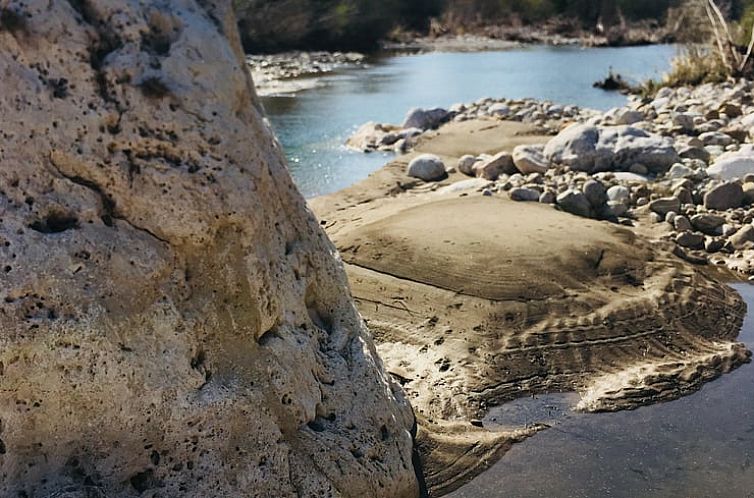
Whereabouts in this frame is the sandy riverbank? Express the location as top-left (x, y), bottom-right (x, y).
top-left (246, 51), bottom-right (365, 96)
top-left (309, 116), bottom-right (751, 495)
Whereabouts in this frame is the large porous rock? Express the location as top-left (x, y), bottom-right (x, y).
top-left (474, 151), bottom-right (515, 180)
top-left (730, 225), bottom-right (754, 250)
top-left (402, 107), bottom-right (450, 131)
top-left (649, 197), bottom-right (682, 216)
top-left (346, 121), bottom-right (398, 152)
top-left (544, 124), bottom-right (600, 172)
top-left (704, 182), bottom-right (744, 211)
top-left (512, 144), bottom-right (548, 174)
top-left (544, 124), bottom-right (678, 173)
top-left (708, 144), bottom-right (754, 180)
top-left (557, 189), bottom-right (593, 218)
top-left (0, 2), bottom-right (418, 497)
top-left (408, 154), bottom-right (447, 181)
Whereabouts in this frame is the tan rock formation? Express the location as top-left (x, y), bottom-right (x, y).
top-left (0, 1), bottom-right (418, 497)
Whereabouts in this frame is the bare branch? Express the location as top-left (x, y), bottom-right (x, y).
top-left (740, 21), bottom-right (754, 73)
top-left (704, 0), bottom-right (731, 70)
top-left (708, 0), bottom-right (734, 44)
top-left (707, 0), bottom-right (741, 68)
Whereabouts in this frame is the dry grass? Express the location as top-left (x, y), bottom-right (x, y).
top-left (637, 0), bottom-right (749, 97)
top-left (664, 45), bottom-right (730, 86)
top-left (636, 46), bottom-right (730, 98)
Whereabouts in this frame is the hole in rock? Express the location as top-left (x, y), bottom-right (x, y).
top-left (257, 324), bottom-right (282, 346)
top-left (307, 418), bottom-right (326, 433)
top-left (380, 425), bottom-right (389, 441)
top-left (139, 77), bottom-right (170, 99)
top-left (0, 8), bottom-right (26, 33)
top-left (190, 350), bottom-right (212, 383)
top-left (141, 28), bottom-right (173, 56)
top-left (29, 211), bottom-right (79, 234)
top-left (190, 350), bottom-right (206, 371)
top-left (305, 286), bottom-right (332, 334)
top-left (50, 78), bottom-right (69, 99)
top-left (129, 469), bottom-right (160, 493)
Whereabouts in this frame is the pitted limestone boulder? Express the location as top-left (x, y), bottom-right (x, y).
top-left (0, 1), bottom-right (418, 497)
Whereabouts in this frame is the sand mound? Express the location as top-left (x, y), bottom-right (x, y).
top-left (339, 195), bottom-right (748, 416)
top-left (319, 191), bottom-right (749, 495)
top-left (337, 196), bottom-right (650, 301)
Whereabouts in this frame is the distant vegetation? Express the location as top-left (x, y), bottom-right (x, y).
top-left (233, 0), bottom-right (754, 53)
top-left (635, 0), bottom-right (754, 94)
top-left (232, 0), bottom-right (439, 52)
top-left (439, 0), bottom-right (680, 24)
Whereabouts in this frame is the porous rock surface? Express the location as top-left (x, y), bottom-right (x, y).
top-left (0, 1), bottom-right (418, 497)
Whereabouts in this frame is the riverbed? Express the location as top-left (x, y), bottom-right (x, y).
top-left (260, 44), bottom-right (677, 197)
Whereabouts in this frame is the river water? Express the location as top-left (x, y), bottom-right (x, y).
top-left (449, 283), bottom-right (754, 498)
top-left (260, 44), bottom-right (677, 198)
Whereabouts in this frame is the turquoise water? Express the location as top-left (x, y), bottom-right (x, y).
top-left (450, 284), bottom-right (754, 498)
top-left (260, 44), bottom-right (677, 197)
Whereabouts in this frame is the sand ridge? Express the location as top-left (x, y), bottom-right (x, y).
top-left (339, 195), bottom-right (747, 418)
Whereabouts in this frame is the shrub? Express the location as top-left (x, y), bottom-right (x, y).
top-left (664, 45), bottom-right (730, 86)
top-left (234, 0), bottom-right (441, 52)
top-left (639, 1), bottom-right (753, 95)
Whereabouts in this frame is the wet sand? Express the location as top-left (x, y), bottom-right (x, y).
top-left (450, 284), bottom-right (754, 498)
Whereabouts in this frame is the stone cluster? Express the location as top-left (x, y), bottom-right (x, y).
top-left (395, 79), bottom-right (754, 279)
top-left (247, 50), bottom-right (365, 83)
top-left (346, 98), bottom-right (600, 153)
